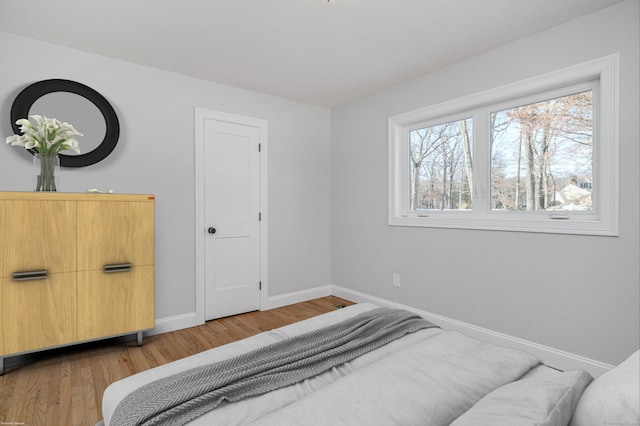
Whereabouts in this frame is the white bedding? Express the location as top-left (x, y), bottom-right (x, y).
top-left (101, 304), bottom-right (587, 426)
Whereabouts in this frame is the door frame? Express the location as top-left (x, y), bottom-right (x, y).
top-left (194, 107), bottom-right (268, 324)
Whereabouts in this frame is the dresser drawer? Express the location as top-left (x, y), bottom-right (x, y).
top-left (76, 200), bottom-right (154, 272)
top-left (77, 265), bottom-right (155, 341)
top-left (0, 272), bottom-right (77, 355)
top-left (0, 200), bottom-right (76, 278)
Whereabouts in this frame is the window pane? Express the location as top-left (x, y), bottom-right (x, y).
top-left (490, 91), bottom-right (593, 211)
top-left (409, 118), bottom-right (473, 210)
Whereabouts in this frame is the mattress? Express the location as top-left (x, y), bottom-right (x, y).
top-left (101, 303), bottom-right (592, 426)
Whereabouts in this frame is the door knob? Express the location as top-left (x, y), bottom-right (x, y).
top-left (208, 227), bottom-right (216, 234)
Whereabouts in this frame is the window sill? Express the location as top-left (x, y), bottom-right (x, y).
top-left (389, 213), bottom-right (618, 236)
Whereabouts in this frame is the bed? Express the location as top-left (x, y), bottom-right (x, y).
top-left (99, 303), bottom-right (640, 426)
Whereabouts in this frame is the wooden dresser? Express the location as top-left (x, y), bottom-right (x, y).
top-left (0, 192), bottom-right (155, 374)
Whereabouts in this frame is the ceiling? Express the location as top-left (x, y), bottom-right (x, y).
top-left (0, 0), bottom-right (625, 107)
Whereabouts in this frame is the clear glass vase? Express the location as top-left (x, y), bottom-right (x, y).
top-left (33, 153), bottom-right (60, 191)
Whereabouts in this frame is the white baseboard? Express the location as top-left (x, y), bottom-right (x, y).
top-left (148, 286), bottom-right (334, 337)
top-left (331, 285), bottom-right (613, 377)
top-left (149, 312), bottom-right (200, 336)
top-left (264, 285), bottom-right (333, 310)
top-left (148, 284), bottom-right (613, 377)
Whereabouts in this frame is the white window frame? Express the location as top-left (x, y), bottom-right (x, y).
top-left (388, 54), bottom-right (619, 236)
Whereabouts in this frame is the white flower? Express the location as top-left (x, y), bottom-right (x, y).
top-left (6, 134), bottom-right (22, 147)
top-left (5, 115), bottom-right (83, 155)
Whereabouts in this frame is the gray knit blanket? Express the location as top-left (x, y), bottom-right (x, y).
top-left (110, 307), bottom-right (437, 426)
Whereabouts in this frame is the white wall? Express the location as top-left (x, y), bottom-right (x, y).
top-left (331, 0), bottom-right (639, 366)
top-left (0, 31), bottom-right (332, 322)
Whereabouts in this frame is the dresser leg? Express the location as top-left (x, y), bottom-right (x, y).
top-left (0, 357), bottom-right (4, 376)
top-left (137, 331), bottom-right (143, 347)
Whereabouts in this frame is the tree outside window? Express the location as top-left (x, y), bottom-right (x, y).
top-left (490, 91), bottom-right (593, 212)
top-left (409, 118), bottom-right (473, 211)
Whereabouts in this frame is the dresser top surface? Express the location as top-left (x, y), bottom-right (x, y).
top-left (0, 191), bottom-right (154, 202)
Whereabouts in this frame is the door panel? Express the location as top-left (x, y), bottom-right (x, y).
top-left (215, 132), bottom-right (251, 221)
top-left (215, 237), bottom-right (252, 290)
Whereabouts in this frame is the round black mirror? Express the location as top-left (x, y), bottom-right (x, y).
top-left (10, 79), bottom-right (119, 167)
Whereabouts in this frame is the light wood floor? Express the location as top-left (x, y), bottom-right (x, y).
top-left (0, 296), bottom-right (354, 426)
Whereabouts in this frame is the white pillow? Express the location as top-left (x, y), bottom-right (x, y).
top-left (570, 349), bottom-right (640, 426)
top-left (451, 369), bottom-right (593, 426)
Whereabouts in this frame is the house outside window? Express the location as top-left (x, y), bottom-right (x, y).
top-left (388, 55), bottom-right (618, 236)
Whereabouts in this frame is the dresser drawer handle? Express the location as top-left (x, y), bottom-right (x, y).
top-left (12, 270), bottom-right (48, 281)
top-left (104, 263), bottom-right (132, 273)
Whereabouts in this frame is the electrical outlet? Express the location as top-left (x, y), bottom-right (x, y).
top-left (392, 273), bottom-right (401, 287)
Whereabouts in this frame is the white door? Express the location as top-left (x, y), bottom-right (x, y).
top-left (204, 117), bottom-right (261, 320)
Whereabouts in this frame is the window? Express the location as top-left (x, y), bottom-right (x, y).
top-left (409, 118), bottom-right (473, 211)
top-left (389, 55), bottom-right (618, 235)
top-left (490, 89), bottom-right (593, 212)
